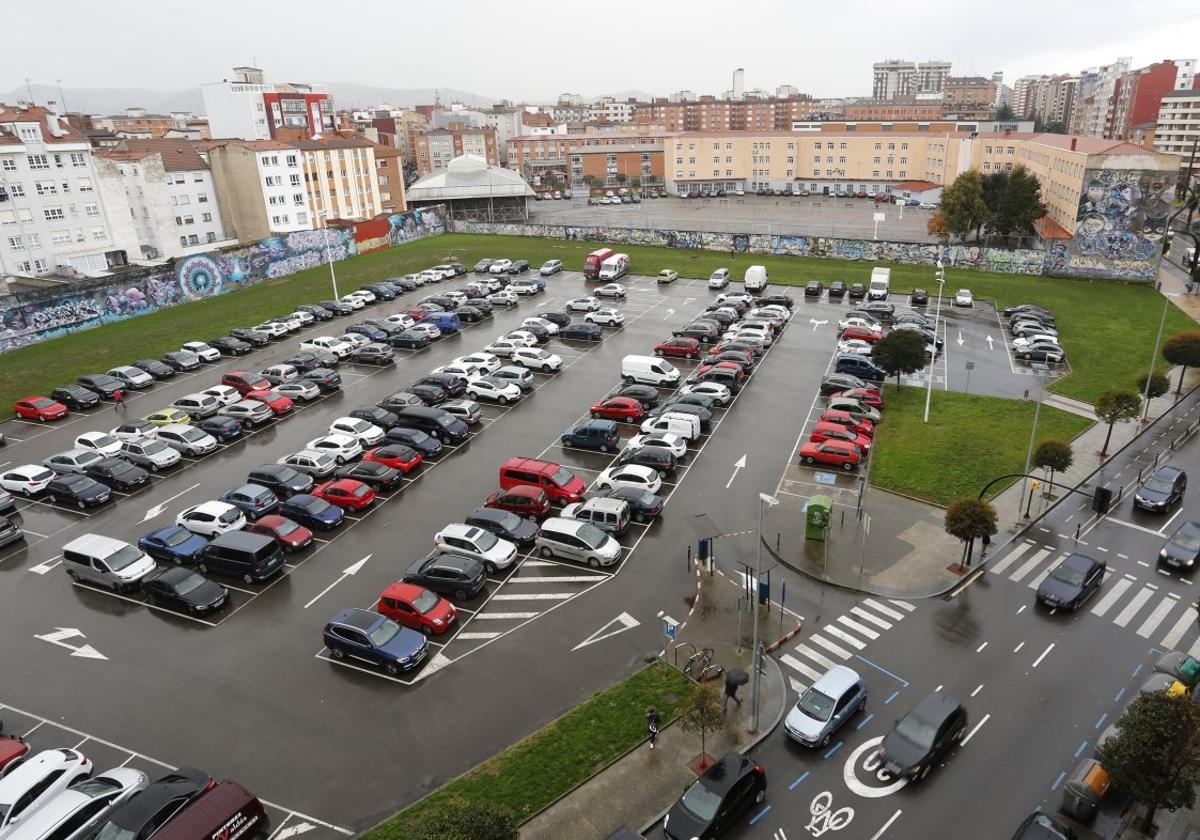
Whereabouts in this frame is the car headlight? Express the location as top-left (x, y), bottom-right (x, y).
top-left (432, 618), bottom-right (444, 626)
top-left (1161, 549), bottom-right (1169, 559)
top-left (910, 764), bottom-right (922, 775)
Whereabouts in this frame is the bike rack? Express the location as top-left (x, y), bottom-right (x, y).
top-left (673, 642), bottom-right (697, 668)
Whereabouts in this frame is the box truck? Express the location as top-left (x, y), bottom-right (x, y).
top-left (583, 248), bottom-right (615, 279)
top-left (598, 253), bottom-right (630, 281)
top-left (867, 267), bottom-right (891, 300)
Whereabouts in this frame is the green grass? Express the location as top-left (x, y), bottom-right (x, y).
top-left (868, 384), bottom-right (1095, 506)
top-left (359, 664), bottom-right (692, 840)
top-left (0, 232), bottom-right (1193, 410)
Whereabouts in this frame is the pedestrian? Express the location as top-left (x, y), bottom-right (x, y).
top-left (722, 675), bottom-right (742, 715)
top-left (645, 706), bottom-right (661, 750)
top-left (1194, 601), bottom-right (1200, 628)
top-left (729, 245), bottom-right (735, 260)
top-left (981, 533), bottom-right (991, 558)
top-left (113, 388), bottom-right (125, 413)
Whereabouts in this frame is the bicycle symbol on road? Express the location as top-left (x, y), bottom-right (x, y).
top-left (805, 791), bottom-right (854, 836)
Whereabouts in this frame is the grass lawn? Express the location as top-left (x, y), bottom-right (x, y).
top-left (0, 232), bottom-right (1193, 410)
top-left (359, 664), bottom-right (692, 840)
top-left (869, 384), bottom-right (1095, 506)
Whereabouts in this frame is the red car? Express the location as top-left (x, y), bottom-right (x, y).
top-left (13, 396), bottom-right (68, 422)
top-left (485, 485), bottom-right (551, 519)
top-left (312, 479), bottom-right (376, 510)
top-left (377, 581), bottom-right (457, 635)
top-left (798, 440), bottom-right (861, 470)
top-left (820, 409), bottom-right (875, 437)
top-left (248, 514), bottom-right (314, 553)
top-left (840, 325), bottom-right (883, 343)
top-left (695, 361), bottom-right (746, 384)
top-left (591, 396), bottom-right (645, 421)
top-left (810, 421), bottom-right (872, 453)
top-left (364, 445), bottom-right (423, 474)
top-left (406, 308), bottom-right (429, 322)
top-left (0, 726), bottom-right (30, 776)
top-left (832, 387), bottom-right (885, 409)
top-left (245, 389), bottom-right (294, 415)
top-left (654, 337), bottom-right (702, 359)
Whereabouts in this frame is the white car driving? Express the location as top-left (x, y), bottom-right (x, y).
top-left (954, 289), bottom-right (974, 307)
top-left (512, 347), bottom-right (563, 372)
top-left (596, 283), bottom-right (626, 298)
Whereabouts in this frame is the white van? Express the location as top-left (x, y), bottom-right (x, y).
top-left (62, 534), bottom-right (157, 592)
top-left (867, 266), bottom-right (891, 300)
top-left (639, 412), bottom-right (701, 441)
top-left (599, 253), bottom-right (630, 281)
top-left (621, 355), bottom-right (680, 386)
top-left (536, 517), bottom-right (623, 567)
top-left (744, 265), bottom-right (769, 292)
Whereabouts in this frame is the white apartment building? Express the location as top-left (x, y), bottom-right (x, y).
top-left (1154, 89), bottom-right (1200, 184)
top-left (589, 98), bottom-right (635, 123)
top-left (0, 104), bottom-right (120, 278)
top-left (201, 67), bottom-right (272, 140)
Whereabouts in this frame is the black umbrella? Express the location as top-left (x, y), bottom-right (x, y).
top-left (726, 667), bottom-right (749, 687)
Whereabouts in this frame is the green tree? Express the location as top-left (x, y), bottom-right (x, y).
top-left (995, 102), bottom-right (1016, 121)
top-left (1136, 371), bottom-right (1170, 401)
top-left (944, 497), bottom-right (997, 567)
top-left (939, 170), bottom-right (989, 242)
top-left (871, 330), bottom-right (927, 386)
top-left (1103, 692), bottom-right (1200, 832)
top-left (614, 172), bottom-right (628, 185)
top-left (981, 171), bottom-right (1008, 219)
top-left (411, 798), bottom-right (519, 840)
top-left (927, 210), bottom-right (951, 245)
top-left (1163, 331), bottom-right (1200, 394)
top-left (985, 165), bottom-right (1047, 238)
top-left (679, 681), bottom-right (723, 762)
top-left (1034, 439), bottom-right (1073, 492)
top-left (1093, 388), bottom-right (1143, 456)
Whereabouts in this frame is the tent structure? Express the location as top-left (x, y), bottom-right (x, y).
top-left (405, 154), bottom-right (535, 222)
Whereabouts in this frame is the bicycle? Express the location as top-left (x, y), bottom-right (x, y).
top-left (683, 647), bottom-right (724, 682)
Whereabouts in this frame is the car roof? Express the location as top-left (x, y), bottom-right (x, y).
top-left (1152, 465), bottom-right (1185, 481)
top-left (698, 751), bottom-right (755, 793)
top-left (1062, 552), bottom-right (1100, 571)
top-left (907, 691), bottom-right (963, 726)
top-left (107, 768), bottom-right (210, 829)
top-left (331, 607), bottom-right (385, 632)
top-left (811, 665), bottom-right (862, 696)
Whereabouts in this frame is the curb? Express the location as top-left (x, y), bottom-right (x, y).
top-left (764, 620), bottom-right (805, 654)
top-left (760, 534), bottom-right (957, 600)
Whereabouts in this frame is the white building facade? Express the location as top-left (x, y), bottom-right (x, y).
top-left (201, 67), bottom-right (272, 140)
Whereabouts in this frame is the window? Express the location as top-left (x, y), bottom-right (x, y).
top-left (202, 212), bottom-right (212, 222)
top-left (175, 216), bottom-right (183, 226)
top-left (169, 195), bottom-right (178, 206)
top-left (51, 230), bottom-right (71, 245)
top-left (1, 158), bottom-right (16, 171)
top-left (206, 231), bottom-right (217, 243)
top-left (35, 180), bottom-right (57, 195)
top-left (187, 234), bottom-right (199, 245)
top-left (176, 195), bottom-right (189, 205)
top-left (839, 156), bottom-right (846, 163)
top-left (179, 235), bottom-right (187, 247)
top-left (27, 154), bottom-right (49, 170)
top-left (44, 207), bottom-right (65, 221)
top-left (8, 235), bottom-right (24, 251)
top-left (33, 258), bottom-right (47, 273)
top-left (874, 143), bottom-right (881, 150)
top-left (293, 193), bottom-right (304, 205)
top-left (265, 175), bottom-right (282, 187)
top-left (70, 153), bottom-right (86, 167)
top-left (183, 215), bottom-right (194, 225)
top-left (8, 184), bottom-right (23, 197)
top-left (91, 227), bottom-right (106, 241)
top-left (23, 232), bottom-right (39, 246)
top-left (901, 143), bottom-right (909, 150)
top-left (197, 193), bottom-right (208, 203)
top-left (77, 178), bottom-right (92, 192)
top-left (290, 174), bottom-right (301, 186)
top-left (84, 203), bottom-right (100, 217)
top-left (0, 210), bottom-right (12, 225)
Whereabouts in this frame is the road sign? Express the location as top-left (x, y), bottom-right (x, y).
top-left (873, 212), bottom-right (886, 222)
top-left (965, 360), bottom-right (975, 370)
top-left (661, 614), bottom-right (679, 640)
top-left (813, 471), bottom-right (838, 485)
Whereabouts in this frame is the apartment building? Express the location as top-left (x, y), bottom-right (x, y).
top-left (942, 77), bottom-right (998, 114)
top-left (507, 132), bottom-right (671, 188)
top-left (370, 142), bottom-right (406, 214)
top-left (204, 139), bottom-right (312, 241)
top-left (843, 99), bottom-right (945, 121)
top-left (1153, 89), bottom-right (1200, 185)
top-left (201, 67), bottom-right (334, 141)
top-left (413, 124), bottom-right (498, 175)
top-left (291, 135), bottom-right (382, 223)
top-left (1072, 59), bottom-right (1132, 136)
top-left (872, 60), bottom-right (952, 99)
top-left (1109, 60), bottom-right (1198, 141)
top-left (0, 104), bottom-right (122, 278)
top-left (633, 96), bottom-right (815, 132)
top-left (107, 108), bottom-right (177, 139)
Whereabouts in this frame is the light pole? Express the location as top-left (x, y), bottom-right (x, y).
top-left (1141, 292), bottom-right (1179, 421)
top-left (831, 168), bottom-right (844, 236)
top-left (1019, 371), bottom-right (1046, 519)
top-left (750, 491), bottom-right (780, 732)
top-left (320, 215), bottom-right (340, 300)
top-left (923, 262), bottom-right (946, 423)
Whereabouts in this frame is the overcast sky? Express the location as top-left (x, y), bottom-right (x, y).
top-left (6, 0), bottom-right (1200, 103)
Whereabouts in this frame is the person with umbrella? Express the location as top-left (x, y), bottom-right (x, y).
top-left (645, 706), bottom-right (661, 750)
top-left (724, 667), bottom-right (748, 714)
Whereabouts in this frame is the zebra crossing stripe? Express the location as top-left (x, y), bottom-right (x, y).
top-left (1113, 587), bottom-right (1155, 628)
top-left (809, 634), bottom-right (852, 660)
top-left (888, 599), bottom-right (916, 611)
top-left (850, 606), bottom-right (892, 630)
top-left (861, 598), bottom-right (905, 621)
top-left (781, 653), bottom-right (823, 682)
top-left (475, 612), bottom-right (539, 619)
top-left (796, 644), bottom-right (836, 671)
top-left (1027, 562), bottom-right (1057, 591)
top-left (789, 677), bottom-right (808, 696)
top-left (1091, 578), bottom-right (1133, 618)
top-left (507, 576), bottom-right (603, 583)
top-left (1009, 548), bottom-right (1053, 583)
top-left (490, 593), bottom-right (573, 601)
top-left (1137, 597), bottom-right (1177, 639)
top-left (823, 624), bottom-right (866, 649)
top-left (837, 615), bottom-right (880, 640)
top-left (989, 541), bottom-right (1034, 576)
top-left (1160, 609), bottom-right (1195, 650)
top-left (455, 632), bottom-right (501, 640)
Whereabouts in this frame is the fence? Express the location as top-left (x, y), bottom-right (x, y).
top-left (0, 206), bottom-right (447, 354)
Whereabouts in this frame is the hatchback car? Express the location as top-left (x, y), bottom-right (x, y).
top-left (798, 440), bottom-right (861, 470)
top-left (595, 464), bottom-right (662, 494)
top-left (43, 448), bottom-right (104, 476)
top-left (377, 582), bottom-right (458, 635)
top-left (278, 493), bottom-right (344, 531)
top-left (0, 749), bottom-right (94, 836)
top-left (13, 396), bottom-right (70, 422)
top-left (176, 501), bottom-right (247, 537)
top-left (1135, 465), bottom-right (1187, 512)
top-left (312, 479), bottom-right (376, 511)
top-left (323, 607), bottom-right (428, 675)
top-left (591, 397), bottom-right (645, 422)
top-left (138, 525), bottom-right (209, 565)
top-left (785, 665), bottom-right (867, 747)
top-left (1036, 552), bottom-right (1105, 610)
top-left (220, 484), bottom-right (280, 521)
top-left (878, 691), bottom-right (968, 781)
top-left (247, 514), bottom-right (314, 553)
top-left (486, 486), bottom-right (551, 519)
top-left (306, 434), bottom-right (363, 464)
top-left (404, 551), bottom-right (487, 600)
top-left (435, 523), bottom-right (519, 573)
top-left (663, 751), bottom-right (765, 840)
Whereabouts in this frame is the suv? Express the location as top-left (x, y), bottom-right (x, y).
top-left (323, 607), bottom-right (428, 675)
top-left (1135, 465), bottom-right (1187, 512)
top-left (561, 419), bottom-right (620, 452)
top-left (879, 691), bottom-right (968, 781)
top-left (707, 268), bottom-right (731, 290)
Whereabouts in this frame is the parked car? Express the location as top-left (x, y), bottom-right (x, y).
top-left (323, 607), bottom-right (427, 675)
top-left (376, 582), bottom-right (458, 636)
top-left (663, 751), bottom-right (766, 839)
top-left (404, 551), bottom-right (487, 600)
top-left (49, 385), bottom-right (100, 411)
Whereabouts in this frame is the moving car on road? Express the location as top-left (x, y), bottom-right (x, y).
top-left (878, 691), bottom-right (968, 782)
top-left (1035, 552), bottom-right (1105, 610)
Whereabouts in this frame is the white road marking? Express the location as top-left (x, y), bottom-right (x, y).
top-left (1008, 547), bottom-right (1053, 583)
top-left (1027, 565), bottom-right (1056, 591)
top-left (1136, 597), bottom-right (1177, 639)
top-left (507, 575), bottom-right (604, 583)
top-left (795, 644), bottom-right (837, 671)
top-left (961, 713), bottom-right (991, 745)
top-left (1032, 643), bottom-right (1055, 668)
top-left (489, 592), bottom-right (572, 601)
top-left (781, 653), bottom-right (823, 682)
top-left (837, 615), bottom-right (880, 639)
top-left (1160, 609), bottom-right (1195, 649)
top-left (887, 598), bottom-right (916, 611)
top-left (850, 606), bottom-right (892, 630)
top-left (1113, 587), bottom-right (1155, 627)
top-left (455, 632), bottom-right (502, 640)
top-left (1091, 578), bottom-right (1133, 617)
top-left (823, 624), bottom-right (866, 649)
top-left (810, 634), bottom-right (852, 660)
top-left (869, 810), bottom-right (903, 840)
top-left (861, 598), bottom-right (904, 621)
top-left (473, 611), bottom-right (539, 619)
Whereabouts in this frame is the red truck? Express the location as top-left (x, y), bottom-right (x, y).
top-left (583, 248), bottom-right (615, 279)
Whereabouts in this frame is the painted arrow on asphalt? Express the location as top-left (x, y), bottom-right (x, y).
top-left (140, 482), bottom-right (201, 522)
top-left (957, 330), bottom-right (965, 347)
top-left (572, 612), bottom-right (640, 651)
top-left (726, 454), bottom-right (748, 488)
top-left (810, 318), bottom-right (828, 330)
top-left (303, 555), bottom-right (372, 609)
top-left (275, 824), bottom-right (315, 840)
top-left (662, 307), bottom-right (676, 319)
top-left (34, 627), bottom-right (107, 660)
top-left (683, 297), bottom-right (696, 305)
top-left (986, 335), bottom-right (995, 350)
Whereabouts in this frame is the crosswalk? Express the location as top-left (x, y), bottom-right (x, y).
top-left (991, 540), bottom-right (1200, 657)
top-left (780, 597), bottom-right (916, 693)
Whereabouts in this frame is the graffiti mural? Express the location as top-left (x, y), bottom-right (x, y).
top-left (387, 207), bottom-right (446, 246)
top-left (1067, 168), bottom-right (1172, 280)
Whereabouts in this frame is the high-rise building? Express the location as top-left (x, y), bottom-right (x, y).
top-left (1153, 88), bottom-right (1200, 189)
top-left (633, 95), bottom-right (814, 132)
top-left (1012, 74), bottom-right (1080, 127)
top-left (873, 60), bottom-right (951, 99)
top-left (201, 67), bottom-right (334, 141)
top-left (1109, 60), bottom-right (1198, 141)
top-left (1071, 58), bottom-right (1131, 136)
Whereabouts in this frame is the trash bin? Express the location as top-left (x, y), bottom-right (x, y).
top-left (804, 495), bottom-right (833, 541)
top-left (1061, 758), bottom-right (1110, 822)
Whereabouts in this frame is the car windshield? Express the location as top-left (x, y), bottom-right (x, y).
top-left (680, 778), bottom-right (723, 822)
top-left (218, 509), bottom-right (242, 524)
top-left (369, 619), bottom-right (399, 647)
top-left (894, 712), bottom-right (938, 749)
top-left (175, 574), bottom-right (206, 596)
top-left (182, 429), bottom-right (206, 442)
top-left (143, 441), bottom-right (168, 455)
top-left (63, 475), bottom-right (90, 490)
top-left (1171, 523), bottom-right (1200, 550)
top-left (164, 529), bottom-right (191, 547)
top-left (578, 523), bottom-right (608, 548)
top-left (1144, 477), bottom-right (1175, 494)
top-left (107, 545), bottom-right (145, 571)
top-left (412, 589), bottom-right (441, 614)
top-left (1050, 564), bottom-right (1086, 587)
top-left (798, 687), bottom-right (836, 721)
top-left (474, 530), bottom-right (499, 551)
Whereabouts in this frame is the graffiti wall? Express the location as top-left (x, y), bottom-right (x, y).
top-left (448, 217), bottom-right (1158, 280)
top-left (1065, 168), bottom-right (1174, 280)
top-left (0, 206), bottom-right (446, 353)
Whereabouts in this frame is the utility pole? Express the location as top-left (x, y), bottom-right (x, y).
top-left (1019, 373), bottom-right (1045, 519)
top-left (750, 492), bottom-right (779, 732)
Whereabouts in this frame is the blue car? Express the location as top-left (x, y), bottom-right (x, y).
top-left (431, 313), bottom-right (461, 334)
top-left (346, 323), bottom-right (388, 342)
top-left (139, 525), bottom-right (209, 565)
top-left (279, 493), bottom-right (345, 530)
top-left (383, 427), bottom-right (444, 457)
top-left (220, 483), bottom-right (281, 521)
top-left (323, 607), bottom-right (428, 675)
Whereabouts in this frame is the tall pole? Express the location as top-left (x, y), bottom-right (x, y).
top-left (1142, 294), bottom-right (1171, 421)
top-left (750, 493), bottom-right (778, 732)
top-left (321, 218), bottom-right (339, 299)
top-left (923, 264), bottom-right (946, 423)
top-left (1019, 374), bottom-right (1045, 519)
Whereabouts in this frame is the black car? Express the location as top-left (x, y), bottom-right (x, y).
top-left (673, 324), bottom-right (719, 344)
top-left (521, 323), bottom-right (551, 344)
top-left (698, 309), bottom-right (737, 328)
top-left (1036, 552), bottom-right (1105, 610)
top-left (716, 339), bottom-right (765, 358)
top-left (614, 384), bottom-right (660, 407)
top-left (593, 486), bottom-right (664, 522)
top-left (363, 319), bottom-right (402, 336)
top-left (84, 458), bottom-right (149, 491)
top-left (93, 768), bottom-right (213, 840)
top-left (350, 405), bottom-right (399, 429)
top-left (910, 288), bottom-right (929, 306)
top-left (195, 415), bottom-right (244, 443)
top-left (423, 295), bottom-right (458, 311)
top-left (364, 283), bottom-right (397, 301)
top-left (848, 282), bottom-right (866, 300)
top-left (828, 281), bottom-right (847, 299)
top-left (879, 691), bottom-right (968, 781)
top-left (456, 306), bottom-right (485, 323)
top-left (303, 367), bottom-right (342, 393)
top-left (804, 280), bottom-right (824, 298)
top-left (335, 461), bottom-right (403, 491)
top-left (409, 383), bottom-right (448, 405)
top-left (664, 751), bottom-right (766, 840)
top-left (248, 464), bottom-right (315, 497)
top-left (161, 351), bottom-right (201, 371)
top-left (616, 446), bottom-right (677, 474)
top-left (378, 391), bottom-right (424, 412)
top-left (352, 343), bottom-right (395, 366)
top-left (820, 373), bottom-right (868, 395)
top-left (543, 312), bottom-right (571, 328)
top-left (404, 551), bottom-right (487, 600)
top-left (391, 329), bottom-right (432, 349)
top-left (143, 567), bottom-right (228, 616)
top-left (415, 373), bottom-right (466, 398)
top-left (208, 336), bottom-right (251, 355)
top-left (756, 294), bottom-right (794, 309)
top-left (46, 474), bottom-right (111, 509)
top-left (297, 304), bottom-right (334, 321)
top-left (130, 358), bottom-right (176, 380)
top-left (508, 259), bottom-right (530, 274)
top-left (1160, 520), bottom-right (1200, 570)
top-left (1135, 465), bottom-right (1187, 512)
top-left (389, 278), bottom-right (418, 292)
top-left (284, 352), bottom-right (324, 373)
top-left (383, 427), bottom-right (443, 457)
top-left (50, 384), bottom-right (102, 410)
top-left (77, 373), bottom-right (124, 398)
top-left (319, 299), bottom-right (355, 316)
top-left (1004, 303), bottom-right (1055, 323)
top-left (467, 298), bottom-right (494, 314)
top-left (862, 301), bottom-right (896, 321)
top-left (345, 323), bottom-right (388, 342)
top-left (1011, 812), bottom-right (1075, 840)
top-left (228, 327), bottom-right (271, 346)
top-left (464, 506), bottom-right (538, 546)
top-left (447, 263), bottom-right (467, 276)
top-left (560, 323), bottom-right (603, 341)
top-left (708, 350), bottom-right (755, 371)
top-left (474, 258), bottom-right (496, 273)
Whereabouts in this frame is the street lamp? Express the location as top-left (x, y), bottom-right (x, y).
top-left (320, 215), bottom-right (340, 300)
top-left (923, 261), bottom-right (946, 423)
top-left (750, 491), bottom-right (779, 732)
top-left (1019, 371), bottom-right (1047, 519)
top-left (1141, 291), bottom-right (1180, 421)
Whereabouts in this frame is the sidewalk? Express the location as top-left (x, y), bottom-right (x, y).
top-left (520, 567), bottom-right (788, 840)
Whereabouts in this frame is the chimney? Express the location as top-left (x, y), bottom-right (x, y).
top-left (1070, 137), bottom-right (1077, 151)
top-left (45, 112), bottom-right (66, 138)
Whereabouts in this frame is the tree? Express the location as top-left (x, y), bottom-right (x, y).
top-left (1136, 371), bottom-right (1171, 401)
top-left (927, 210), bottom-right (952, 245)
top-left (1102, 692), bottom-right (1200, 832)
top-left (995, 102), bottom-right (1016, 121)
top-left (984, 166), bottom-right (1047, 239)
top-left (411, 798), bottom-right (519, 840)
top-left (939, 170), bottom-right (989, 242)
top-left (679, 681), bottom-right (723, 763)
top-left (871, 330), bottom-right (927, 386)
top-left (614, 172), bottom-right (627, 185)
top-left (944, 497), bottom-right (997, 567)
top-left (1093, 388), bottom-right (1143, 456)
top-left (1034, 439), bottom-right (1073, 492)
top-left (1163, 331), bottom-right (1200, 394)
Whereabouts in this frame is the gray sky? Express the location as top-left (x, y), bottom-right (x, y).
top-left (6, 0), bottom-right (1200, 103)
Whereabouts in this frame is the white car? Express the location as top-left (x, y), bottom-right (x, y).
top-left (595, 464), bottom-right (663, 494)
top-left (107, 365), bottom-right (154, 389)
top-left (567, 297), bottom-right (601, 312)
top-left (435, 523), bottom-right (519, 573)
top-left (0, 749), bottom-right (94, 836)
top-left (919, 202), bottom-right (938, 210)
top-left (746, 308), bottom-right (787, 326)
top-left (348, 289), bottom-right (377, 305)
top-left (220, 399), bottom-right (273, 426)
top-left (756, 304), bottom-right (791, 321)
top-left (625, 432), bottom-right (687, 459)
top-left (201, 385), bottom-right (242, 407)
top-left (110, 420), bottom-right (158, 442)
top-left (596, 283), bottom-right (626, 298)
top-left (716, 292), bottom-right (754, 307)
top-left (430, 264), bottom-right (458, 279)
top-left (837, 316), bottom-right (882, 333)
top-left (445, 291), bottom-right (469, 306)
top-left (467, 377), bottom-right (522, 405)
top-left (512, 347), bottom-right (563, 372)
top-left (836, 338), bottom-right (874, 356)
top-left (410, 323), bottom-right (442, 340)
top-left (432, 362), bottom-right (483, 382)
top-left (278, 449), bottom-right (338, 477)
top-left (338, 294), bottom-right (367, 310)
top-left (74, 431), bottom-right (124, 457)
top-left (455, 352), bottom-right (501, 373)
top-left (180, 341), bottom-right (220, 362)
top-left (274, 379), bottom-right (322, 401)
top-left (329, 417), bottom-right (384, 447)
top-left (679, 382), bottom-right (732, 405)
top-left (338, 332), bottom-right (370, 348)
top-left (1012, 334), bottom-right (1061, 350)
top-left (306, 433), bottom-right (363, 463)
top-left (385, 313), bottom-right (416, 329)
top-left (725, 327), bottom-right (773, 346)
top-left (176, 501), bottom-right (247, 537)
top-left (489, 289), bottom-right (519, 307)
top-left (254, 321), bottom-right (289, 339)
top-left (511, 279), bottom-right (540, 296)
top-left (503, 330), bottom-right (539, 346)
top-left (488, 259), bottom-right (514, 274)
top-left (954, 289), bottom-right (974, 307)
top-left (277, 314), bottom-right (305, 332)
top-left (0, 464), bottom-right (56, 496)
top-left (522, 317), bottom-right (560, 335)
top-left (585, 308), bottom-right (625, 326)
top-left (291, 310), bottom-right (315, 326)
top-left (301, 336), bottom-right (355, 358)
top-left (418, 270), bottom-right (443, 284)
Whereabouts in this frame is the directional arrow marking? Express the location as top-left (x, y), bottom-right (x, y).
top-left (275, 823), bottom-right (315, 840)
top-left (662, 307), bottom-right (676, 319)
top-left (572, 612), bottom-right (640, 651)
top-left (957, 330), bottom-right (964, 347)
top-left (986, 335), bottom-right (995, 350)
top-left (303, 554), bottom-right (372, 609)
top-left (29, 557), bottom-right (62, 575)
top-left (683, 297), bottom-right (696, 305)
top-left (141, 482), bottom-right (201, 522)
top-left (726, 454), bottom-right (748, 488)
top-left (35, 627), bottom-right (107, 660)
top-left (810, 318), bottom-right (829, 331)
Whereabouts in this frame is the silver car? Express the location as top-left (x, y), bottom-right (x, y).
top-left (156, 424), bottom-right (217, 456)
top-left (220, 399), bottom-right (273, 426)
top-left (119, 439), bottom-right (181, 471)
top-left (274, 380), bottom-right (321, 401)
top-left (0, 749), bottom-right (93, 837)
top-left (784, 665), bottom-right (868, 748)
top-left (41, 449), bottom-right (104, 475)
top-left (62, 535), bottom-right (157, 592)
top-left (7, 768), bottom-right (148, 840)
top-left (171, 393), bottom-right (220, 419)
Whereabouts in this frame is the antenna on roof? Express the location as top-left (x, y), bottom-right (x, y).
top-left (56, 78), bottom-right (68, 114)
top-left (25, 77), bottom-right (35, 104)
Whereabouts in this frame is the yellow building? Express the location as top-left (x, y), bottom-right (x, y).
top-left (290, 136), bottom-right (383, 223)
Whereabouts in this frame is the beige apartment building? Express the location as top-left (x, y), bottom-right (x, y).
top-left (291, 135), bottom-right (383, 223)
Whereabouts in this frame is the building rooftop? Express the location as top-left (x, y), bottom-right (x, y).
top-left (0, 104), bottom-right (89, 145)
top-left (1163, 89), bottom-right (1200, 99)
top-left (113, 138), bottom-right (209, 171)
top-left (407, 154), bottom-right (535, 200)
